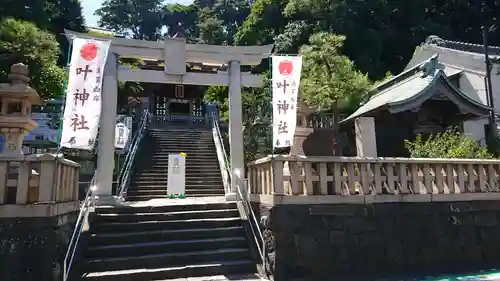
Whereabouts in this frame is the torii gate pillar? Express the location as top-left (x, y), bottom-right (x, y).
top-left (227, 60), bottom-right (243, 200)
top-left (95, 54), bottom-right (118, 199)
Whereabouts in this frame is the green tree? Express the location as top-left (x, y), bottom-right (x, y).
top-left (96, 0), bottom-right (164, 40)
top-left (404, 128), bottom-right (493, 159)
top-left (197, 7), bottom-right (224, 44)
top-left (163, 4), bottom-right (199, 38)
top-left (213, 0), bottom-right (250, 45)
top-left (204, 73), bottom-right (272, 161)
top-left (299, 32), bottom-right (371, 155)
top-left (0, 0), bottom-right (86, 65)
top-left (0, 18), bottom-right (65, 99)
top-left (235, 0), bottom-right (288, 46)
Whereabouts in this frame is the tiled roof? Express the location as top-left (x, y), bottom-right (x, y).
top-left (342, 56), bottom-right (490, 122)
top-left (424, 35), bottom-right (500, 56)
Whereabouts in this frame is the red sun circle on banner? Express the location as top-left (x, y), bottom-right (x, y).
top-left (278, 60), bottom-right (293, 75)
top-left (80, 43), bottom-right (98, 61)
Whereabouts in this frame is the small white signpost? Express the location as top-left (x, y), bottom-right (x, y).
top-left (167, 153), bottom-right (186, 198)
top-left (114, 122), bottom-right (130, 150)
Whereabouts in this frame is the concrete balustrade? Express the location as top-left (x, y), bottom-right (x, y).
top-left (247, 155), bottom-right (500, 204)
top-left (0, 153), bottom-right (80, 217)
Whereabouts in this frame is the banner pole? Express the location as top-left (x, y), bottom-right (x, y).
top-left (269, 56), bottom-right (273, 154)
top-left (57, 39), bottom-right (74, 148)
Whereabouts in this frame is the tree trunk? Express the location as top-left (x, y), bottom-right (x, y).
top-left (332, 101), bottom-right (341, 156)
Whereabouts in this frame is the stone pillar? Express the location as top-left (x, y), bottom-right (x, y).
top-left (95, 54), bottom-right (118, 199)
top-left (291, 127), bottom-right (313, 156)
top-left (355, 117), bottom-right (377, 157)
top-left (463, 118), bottom-right (488, 146)
top-left (228, 60), bottom-right (243, 200)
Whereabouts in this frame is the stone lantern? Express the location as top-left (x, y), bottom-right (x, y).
top-left (0, 63), bottom-right (41, 159)
top-left (291, 99), bottom-right (316, 156)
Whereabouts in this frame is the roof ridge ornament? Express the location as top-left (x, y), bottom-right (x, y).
top-left (420, 56), bottom-right (438, 77)
top-left (425, 35), bottom-right (445, 45)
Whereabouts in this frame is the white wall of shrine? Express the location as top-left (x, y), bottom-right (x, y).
top-left (410, 45), bottom-right (500, 144)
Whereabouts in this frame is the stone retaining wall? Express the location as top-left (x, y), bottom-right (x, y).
top-left (258, 200), bottom-right (500, 280)
top-left (0, 211), bottom-right (78, 281)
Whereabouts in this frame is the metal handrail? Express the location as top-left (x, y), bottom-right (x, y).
top-left (211, 117), bottom-right (267, 275)
top-left (117, 109), bottom-right (150, 199)
top-left (212, 117), bottom-right (231, 193)
top-left (63, 172), bottom-right (97, 281)
top-left (117, 110), bottom-right (148, 185)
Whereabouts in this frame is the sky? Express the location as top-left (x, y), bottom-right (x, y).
top-left (82, 0), bottom-right (195, 27)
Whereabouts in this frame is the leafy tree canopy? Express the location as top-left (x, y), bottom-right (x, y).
top-left (0, 18), bottom-right (65, 99)
top-left (299, 32), bottom-right (372, 154)
top-left (96, 0), bottom-right (164, 40)
top-left (0, 0), bottom-right (86, 65)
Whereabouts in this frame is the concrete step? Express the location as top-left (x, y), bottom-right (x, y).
top-left (146, 149), bottom-right (217, 153)
top-left (144, 151), bottom-right (217, 155)
top-left (127, 188), bottom-right (225, 196)
top-left (141, 167), bottom-right (221, 172)
top-left (131, 173), bottom-right (221, 178)
top-left (143, 162), bottom-right (220, 166)
top-left (138, 161), bottom-right (219, 166)
top-left (134, 173), bottom-right (220, 178)
top-left (126, 194), bottom-right (224, 201)
top-left (131, 175), bottom-right (221, 180)
top-left (86, 236), bottom-right (247, 258)
top-left (95, 203), bottom-right (236, 214)
top-left (144, 138), bottom-right (213, 141)
top-left (142, 147), bottom-right (216, 150)
top-left (88, 226), bottom-right (245, 246)
top-left (93, 209), bottom-right (238, 223)
top-left (82, 199), bottom-right (256, 281)
top-left (141, 155), bottom-right (219, 160)
top-left (93, 217), bottom-right (242, 233)
top-left (130, 176), bottom-right (221, 180)
top-left (83, 260), bottom-right (256, 281)
top-left (130, 180), bottom-right (221, 184)
top-left (85, 248), bottom-right (252, 272)
top-left (127, 188), bottom-right (224, 195)
top-left (148, 132), bottom-right (213, 136)
top-left (146, 138), bottom-right (214, 142)
top-left (130, 183), bottom-right (222, 189)
top-left (148, 133), bottom-right (213, 137)
top-left (126, 192), bottom-right (225, 201)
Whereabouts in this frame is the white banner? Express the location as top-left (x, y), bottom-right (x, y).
top-left (60, 37), bottom-right (111, 150)
top-left (114, 123), bottom-right (130, 149)
top-left (272, 56), bottom-right (302, 148)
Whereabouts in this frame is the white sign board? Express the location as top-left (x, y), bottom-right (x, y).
top-left (114, 123), bottom-right (130, 149)
top-left (167, 153), bottom-right (186, 196)
top-left (60, 37), bottom-right (111, 150)
top-left (124, 116), bottom-right (133, 150)
top-left (272, 55), bottom-right (303, 148)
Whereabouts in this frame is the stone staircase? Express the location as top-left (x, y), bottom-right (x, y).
top-left (126, 128), bottom-right (225, 201)
top-left (75, 126), bottom-right (262, 280)
top-left (81, 201), bottom-right (258, 281)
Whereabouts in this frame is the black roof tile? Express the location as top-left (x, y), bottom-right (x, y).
top-left (424, 35), bottom-right (500, 56)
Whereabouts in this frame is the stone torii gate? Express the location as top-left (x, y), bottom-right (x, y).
top-left (65, 30), bottom-right (273, 201)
